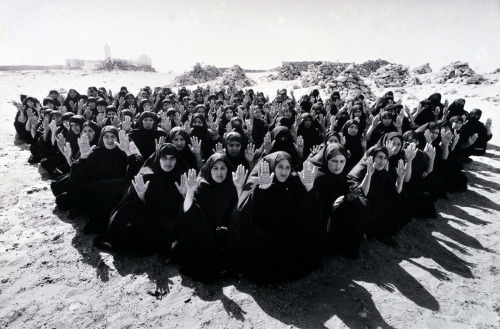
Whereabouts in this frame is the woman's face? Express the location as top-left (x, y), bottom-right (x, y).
top-left (225, 109), bottom-right (233, 119)
top-left (69, 90), bottom-right (76, 98)
top-left (27, 100), bottom-right (34, 108)
top-left (97, 105), bottom-right (106, 113)
top-left (430, 129), bottom-right (439, 141)
top-left (390, 137), bottom-right (402, 153)
top-left (63, 120), bottom-right (70, 130)
top-left (327, 135), bottom-right (340, 144)
top-left (46, 102), bottom-right (55, 110)
top-left (283, 108), bottom-right (292, 119)
top-left (452, 121), bottom-right (463, 130)
top-left (102, 132), bottom-right (118, 149)
top-left (160, 154), bottom-right (177, 172)
top-left (211, 160), bottom-right (228, 184)
top-left (70, 122), bottom-right (81, 135)
top-left (274, 159), bottom-right (291, 183)
top-left (192, 118), bottom-right (204, 127)
top-left (172, 135), bottom-right (186, 150)
top-left (327, 154), bottom-right (346, 175)
top-left (303, 118), bottom-right (312, 128)
top-left (227, 141), bottom-right (241, 157)
top-left (187, 105), bottom-right (195, 113)
top-left (253, 109), bottom-right (262, 120)
top-left (353, 109), bottom-right (362, 117)
top-left (347, 124), bottom-right (359, 136)
top-left (127, 97), bottom-right (134, 104)
top-left (52, 114), bottom-right (62, 125)
top-left (373, 151), bottom-right (388, 171)
top-left (382, 116), bottom-right (392, 126)
top-left (107, 111), bottom-right (117, 119)
top-left (142, 117), bottom-right (155, 130)
top-left (196, 108), bottom-right (206, 116)
top-left (82, 126), bottom-right (96, 142)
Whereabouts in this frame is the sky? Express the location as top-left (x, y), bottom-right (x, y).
top-left (0, 0), bottom-right (499, 73)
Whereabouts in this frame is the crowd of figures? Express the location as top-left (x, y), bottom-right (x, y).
top-left (11, 85), bottom-right (493, 283)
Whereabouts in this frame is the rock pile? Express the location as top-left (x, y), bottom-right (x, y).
top-left (412, 63), bottom-right (432, 74)
top-left (174, 63), bottom-right (222, 86)
top-left (268, 62), bottom-right (302, 80)
top-left (325, 65), bottom-right (375, 100)
top-left (432, 61), bottom-right (487, 84)
top-left (353, 59), bottom-right (390, 77)
top-left (219, 65), bottom-right (255, 87)
top-left (369, 63), bottom-right (413, 87)
top-left (300, 61), bottom-right (350, 88)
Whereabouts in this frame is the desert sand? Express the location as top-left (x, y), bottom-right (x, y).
top-left (0, 69), bottom-right (499, 329)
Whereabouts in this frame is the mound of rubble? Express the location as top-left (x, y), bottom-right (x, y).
top-left (412, 63), bottom-right (432, 74)
top-left (432, 61), bottom-right (487, 84)
top-left (219, 65), bottom-right (255, 87)
top-left (353, 59), bottom-right (390, 77)
top-left (174, 63), bottom-right (222, 86)
top-left (300, 62), bottom-right (350, 88)
top-left (268, 62), bottom-right (302, 81)
top-left (369, 63), bottom-right (413, 87)
top-left (95, 59), bottom-right (156, 72)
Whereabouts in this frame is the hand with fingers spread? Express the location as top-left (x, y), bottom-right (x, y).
top-left (62, 142), bottom-right (72, 162)
top-left (424, 143), bottom-right (436, 160)
top-left (132, 174), bottom-right (150, 202)
top-left (49, 119), bottom-right (58, 133)
top-left (310, 144), bottom-right (322, 156)
top-left (185, 169), bottom-right (199, 194)
top-left (122, 116), bottom-right (132, 132)
top-left (245, 143), bottom-right (255, 162)
top-left (441, 130), bottom-right (453, 145)
top-left (175, 173), bottom-right (188, 197)
top-left (257, 161), bottom-right (273, 189)
top-left (226, 122), bottom-right (232, 133)
top-left (339, 132), bottom-right (346, 145)
top-left (111, 116), bottom-right (120, 128)
top-left (385, 139), bottom-right (397, 157)
top-left (78, 134), bottom-right (95, 159)
top-left (115, 130), bottom-right (132, 155)
top-left (396, 159), bottom-right (407, 180)
top-left (232, 164), bottom-right (248, 191)
top-left (299, 161), bottom-right (316, 191)
top-left (395, 114), bottom-right (403, 129)
top-left (366, 156), bottom-right (376, 176)
top-left (295, 135), bottom-right (304, 154)
top-left (468, 133), bottom-right (478, 145)
top-left (404, 143), bottom-right (417, 161)
top-left (433, 106), bottom-right (440, 117)
top-left (190, 136), bottom-right (202, 154)
top-left (213, 142), bottom-right (224, 154)
top-left (155, 136), bottom-right (166, 151)
top-left (424, 129), bottom-right (433, 144)
top-left (96, 112), bottom-right (106, 127)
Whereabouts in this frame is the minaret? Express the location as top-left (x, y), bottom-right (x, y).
top-left (104, 44), bottom-right (111, 61)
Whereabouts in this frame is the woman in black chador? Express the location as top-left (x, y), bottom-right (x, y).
top-left (175, 154), bottom-right (245, 282)
top-left (233, 152), bottom-right (323, 283)
top-left (100, 143), bottom-right (188, 253)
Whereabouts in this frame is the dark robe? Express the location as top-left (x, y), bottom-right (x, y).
top-left (233, 151), bottom-right (322, 283)
top-left (128, 112), bottom-right (167, 160)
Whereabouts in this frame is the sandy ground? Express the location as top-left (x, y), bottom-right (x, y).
top-left (0, 69), bottom-right (499, 329)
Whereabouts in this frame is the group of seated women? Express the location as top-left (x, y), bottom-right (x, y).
top-left (11, 85), bottom-right (493, 282)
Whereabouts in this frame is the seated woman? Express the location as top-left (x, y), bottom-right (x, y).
top-left (168, 127), bottom-right (203, 171)
top-left (189, 113), bottom-right (216, 161)
top-left (347, 145), bottom-right (409, 246)
top-left (253, 126), bottom-right (303, 170)
top-left (57, 127), bottom-right (143, 234)
top-left (233, 152), bottom-right (323, 283)
top-left (365, 111), bottom-right (399, 149)
top-left (341, 119), bottom-right (365, 173)
top-left (128, 111), bottom-right (167, 160)
top-left (175, 154), bottom-right (244, 282)
top-left (309, 143), bottom-right (364, 258)
top-left (297, 113), bottom-right (324, 160)
top-left (222, 131), bottom-right (255, 172)
top-left (99, 143), bottom-right (188, 253)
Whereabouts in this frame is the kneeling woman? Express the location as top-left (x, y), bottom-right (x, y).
top-left (102, 144), bottom-right (188, 252)
top-left (347, 146), bottom-right (409, 245)
top-left (176, 154), bottom-right (245, 281)
top-left (234, 152), bottom-right (323, 283)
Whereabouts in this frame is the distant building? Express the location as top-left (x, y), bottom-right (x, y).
top-left (137, 55), bottom-right (152, 66)
top-left (65, 59), bottom-right (102, 70)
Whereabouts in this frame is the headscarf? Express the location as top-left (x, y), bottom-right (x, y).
top-left (198, 153), bottom-right (235, 186)
top-left (167, 127), bottom-right (197, 170)
top-left (224, 132), bottom-right (248, 170)
top-left (140, 143), bottom-right (187, 176)
top-left (98, 126), bottom-right (120, 148)
top-left (309, 143), bottom-right (349, 171)
top-left (82, 120), bottom-right (101, 146)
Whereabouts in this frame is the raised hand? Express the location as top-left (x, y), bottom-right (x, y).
top-left (122, 116), bottom-right (132, 132)
top-left (111, 116), bottom-right (120, 127)
top-left (441, 130), bottom-right (453, 145)
top-left (263, 132), bottom-right (272, 153)
top-left (310, 144), bottom-right (322, 156)
top-left (299, 161), bottom-right (316, 191)
top-left (175, 173), bottom-right (188, 197)
top-left (115, 130), bottom-right (131, 154)
top-left (385, 139), bottom-right (397, 156)
top-left (442, 106), bottom-right (449, 119)
top-left (396, 159), bottom-right (407, 180)
top-left (245, 143), bottom-right (255, 162)
top-left (213, 142), bottom-right (224, 154)
top-left (433, 106), bottom-right (440, 117)
top-left (173, 112), bottom-right (181, 127)
top-left (339, 132), bottom-right (346, 145)
top-left (56, 133), bottom-right (66, 152)
top-left (232, 164), bottom-right (248, 189)
top-left (43, 117), bottom-right (50, 131)
top-left (155, 136), bottom-right (166, 151)
top-left (62, 142), bottom-right (72, 161)
top-left (132, 174), bottom-right (150, 202)
top-left (257, 161), bottom-right (273, 189)
top-left (424, 143), bottom-right (436, 160)
top-left (468, 133), bottom-right (478, 145)
top-left (185, 169), bottom-right (199, 194)
top-left (78, 134), bottom-right (95, 159)
top-left (395, 113), bottom-right (403, 129)
top-left (49, 120), bottom-right (58, 132)
top-left (452, 132), bottom-right (460, 146)
top-left (404, 142), bottom-right (417, 161)
top-left (226, 121), bottom-right (233, 133)
top-left (424, 129), bottom-right (433, 143)
top-left (295, 135), bottom-right (304, 154)
top-left (160, 116), bottom-right (171, 132)
top-left (190, 136), bottom-right (202, 154)
top-left (366, 156), bottom-right (375, 176)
